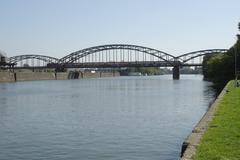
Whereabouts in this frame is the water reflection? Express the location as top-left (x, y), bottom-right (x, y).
top-left (0, 75), bottom-right (214, 160)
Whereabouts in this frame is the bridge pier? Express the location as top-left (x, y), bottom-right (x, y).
top-left (173, 66), bottom-right (180, 80)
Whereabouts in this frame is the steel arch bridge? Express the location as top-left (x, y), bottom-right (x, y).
top-left (55, 44), bottom-right (228, 68)
top-left (176, 49), bottom-right (228, 64)
top-left (8, 54), bottom-right (59, 67)
top-left (7, 44), bottom-right (229, 79)
top-left (59, 44), bottom-right (175, 63)
top-left (54, 44), bottom-right (178, 68)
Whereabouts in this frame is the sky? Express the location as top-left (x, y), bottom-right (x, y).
top-left (0, 0), bottom-right (239, 58)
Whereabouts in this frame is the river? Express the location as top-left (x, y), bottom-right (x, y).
top-left (0, 75), bottom-right (215, 160)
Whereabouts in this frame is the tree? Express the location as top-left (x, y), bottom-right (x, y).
top-left (202, 23), bottom-right (240, 91)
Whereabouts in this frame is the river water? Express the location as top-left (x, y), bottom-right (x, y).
top-left (0, 75), bottom-right (214, 160)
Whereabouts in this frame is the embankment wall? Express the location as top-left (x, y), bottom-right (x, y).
top-left (15, 72), bottom-right (55, 81)
top-left (82, 72), bottom-right (120, 78)
top-left (0, 72), bottom-right (15, 82)
top-left (0, 71), bottom-right (120, 83)
top-left (82, 72), bottom-right (101, 78)
top-left (56, 72), bottom-right (69, 80)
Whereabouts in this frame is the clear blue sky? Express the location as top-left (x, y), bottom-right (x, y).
top-left (0, 0), bottom-right (239, 57)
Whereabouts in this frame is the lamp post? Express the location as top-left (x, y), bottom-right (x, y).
top-left (235, 23), bottom-right (240, 87)
top-left (235, 41), bottom-right (237, 87)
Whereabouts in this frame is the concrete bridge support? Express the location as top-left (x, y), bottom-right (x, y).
top-left (173, 66), bottom-right (180, 80)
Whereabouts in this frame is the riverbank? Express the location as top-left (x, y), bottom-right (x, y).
top-left (0, 71), bottom-right (120, 83)
top-left (181, 81), bottom-right (240, 159)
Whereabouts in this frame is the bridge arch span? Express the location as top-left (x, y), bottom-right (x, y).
top-left (177, 49), bottom-right (228, 64)
top-left (59, 44), bottom-right (175, 64)
top-left (9, 54), bottom-right (59, 67)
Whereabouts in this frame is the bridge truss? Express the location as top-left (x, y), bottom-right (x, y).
top-left (7, 44), bottom-right (229, 69)
top-left (60, 44), bottom-right (174, 63)
top-left (176, 49), bottom-right (228, 65)
top-left (8, 55), bottom-right (59, 68)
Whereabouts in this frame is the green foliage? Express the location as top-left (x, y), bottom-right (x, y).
top-left (206, 54), bottom-right (234, 82)
top-left (194, 81), bottom-right (240, 160)
top-left (202, 31), bottom-right (240, 91)
top-left (180, 66), bottom-right (202, 74)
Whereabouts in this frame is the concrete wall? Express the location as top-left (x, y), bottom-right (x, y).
top-left (82, 72), bottom-right (101, 78)
top-left (67, 71), bottom-right (120, 79)
top-left (15, 72), bottom-right (55, 81)
top-left (56, 72), bottom-right (69, 80)
top-left (82, 72), bottom-right (120, 78)
top-left (0, 72), bottom-right (15, 82)
top-left (0, 71), bottom-right (120, 83)
top-left (113, 71), bottom-right (120, 77)
top-left (100, 72), bottom-right (113, 77)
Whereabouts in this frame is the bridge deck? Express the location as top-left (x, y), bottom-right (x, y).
top-left (12, 61), bottom-right (202, 69)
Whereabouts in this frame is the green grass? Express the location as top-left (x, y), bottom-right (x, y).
top-left (194, 81), bottom-right (240, 160)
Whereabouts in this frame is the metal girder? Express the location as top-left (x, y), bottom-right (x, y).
top-left (7, 46), bottom-right (229, 68)
top-left (176, 49), bottom-right (228, 63)
top-left (8, 55), bottom-right (59, 64)
top-left (48, 61), bottom-right (175, 68)
top-left (59, 44), bottom-right (175, 64)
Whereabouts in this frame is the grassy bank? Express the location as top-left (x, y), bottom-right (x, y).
top-left (194, 81), bottom-right (240, 160)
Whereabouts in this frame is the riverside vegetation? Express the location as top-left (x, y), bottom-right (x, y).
top-left (192, 23), bottom-right (240, 159)
top-left (193, 81), bottom-right (240, 160)
top-left (202, 23), bottom-right (240, 92)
